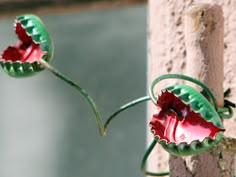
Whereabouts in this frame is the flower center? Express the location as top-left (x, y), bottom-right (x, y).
top-left (1, 22), bottom-right (46, 63)
top-left (150, 91), bottom-right (222, 144)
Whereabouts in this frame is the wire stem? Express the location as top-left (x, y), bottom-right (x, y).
top-left (104, 96), bottom-right (151, 134)
top-left (39, 59), bottom-right (105, 135)
top-left (141, 138), bottom-right (170, 176)
top-left (39, 59), bottom-right (150, 136)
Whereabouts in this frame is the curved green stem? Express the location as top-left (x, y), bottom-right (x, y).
top-left (218, 107), bottom-right (233, 119)
top-left (218, 89), bottom-right (236, 119)
top-left (141, 138), bottom-right (170, 176)
top-left (39, 59), bottom-right (150, 136)
top-left (104, 96), bottom-right (151, 134)
top-left (39, 59), bottom-right (105, 135)
top-left (149, 74), bottom-right (218, 111)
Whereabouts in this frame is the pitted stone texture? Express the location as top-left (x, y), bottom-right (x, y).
top-left (148, 0), bottom-right (236, 176)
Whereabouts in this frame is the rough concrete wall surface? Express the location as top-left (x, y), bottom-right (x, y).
top-left (148, 0), bottom-right (236, 175)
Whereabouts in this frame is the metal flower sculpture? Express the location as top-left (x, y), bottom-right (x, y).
top-left (0, 14), bottom-right (53, 77)
top-left (140, 74), bottom-right (235, 176)
top-left (150, 83), bottom-right (224, 156)
top-left (0, 14), bottom-right (235, 177)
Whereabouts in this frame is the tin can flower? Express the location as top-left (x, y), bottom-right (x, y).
top-left (147, 74), bottom-right (228, 157)
top-left (150, 84), bottom-right (224, 156)
top-left (103, 74), bottom-right (234, 176)
top-left (140, 74), bottom-right (235, 176)
top-left (0, 14), bottom-right (53, 77)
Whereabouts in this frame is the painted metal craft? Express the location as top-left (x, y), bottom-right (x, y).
top-left (0, 14), bottom-right (235, 177)
top-left (0, 14), bottom-right (53, 77)
top-left (150, 84), bottom-right (224, 156)
top-left (141, 74), bottom-right (235, 176)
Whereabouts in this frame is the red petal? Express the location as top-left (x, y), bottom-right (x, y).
top-left (150, 91), bottom-right (222, 144)
top-left (2, 46), bottom-right (22, 62)
top-left (15, 22), bottom-right (32, 44)
top-left (1, 22), bottom-right (46, 63)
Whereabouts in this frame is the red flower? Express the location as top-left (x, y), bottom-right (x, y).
top-left (0, 14), bottom-right (53, 77)
top-left (149, 85), bottom-right (224, 156)
top-left (2, 22), bottom-right (46, 63)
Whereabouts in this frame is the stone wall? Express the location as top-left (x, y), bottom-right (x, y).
top-left (148, 0), bottom-right (236, 176)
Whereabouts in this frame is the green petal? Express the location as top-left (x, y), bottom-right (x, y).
top-left (157, 132), bottom-right (223, 156)
top-left (166, 84), bottom-right (224, 129)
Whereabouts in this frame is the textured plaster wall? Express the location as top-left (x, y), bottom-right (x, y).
top-left (148, 0), bottom-right (236, 175)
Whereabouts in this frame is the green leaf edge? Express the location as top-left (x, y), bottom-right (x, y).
top-left (165, 84), bottom-right (224, 129)
top-left (156, 131), bottom-right (223, 156)
top-left (17, 14), bottom-right (53, 58)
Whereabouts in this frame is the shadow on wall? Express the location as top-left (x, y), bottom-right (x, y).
top-left (0, 5), bottom-right (147, 177)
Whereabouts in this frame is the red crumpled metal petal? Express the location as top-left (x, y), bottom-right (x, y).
top-left (150, 91), bottom-right (222, 145)
top-left (1, 21), bottom-right (45, 63)
top-left (15, 22), bottom-right (32, 44)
